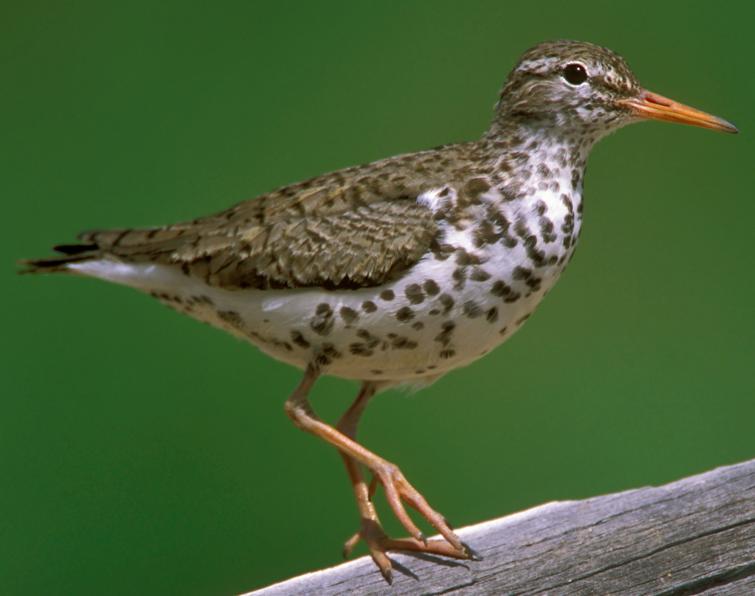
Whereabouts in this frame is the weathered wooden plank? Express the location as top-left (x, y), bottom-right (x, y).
top-left (245, 459), bottom-right (755, 595)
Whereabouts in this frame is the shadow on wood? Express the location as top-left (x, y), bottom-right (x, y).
top-left (246, 459), bottom-right (755, 595)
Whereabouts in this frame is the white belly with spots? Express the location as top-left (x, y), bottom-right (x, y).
top-left (69, 166), bottom-right (582, 384)
top-left (69, 222), bottom-right (574, 384)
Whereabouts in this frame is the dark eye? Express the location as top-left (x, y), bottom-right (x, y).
top-left (562, 63), bottom-right (588, 85)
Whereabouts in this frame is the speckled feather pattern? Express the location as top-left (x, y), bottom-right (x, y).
top-left (29, 40), bottom-right (647, 386)
top-left (68, 130), bottom-right (587, 384)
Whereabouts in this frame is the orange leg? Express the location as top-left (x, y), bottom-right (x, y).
top-left (284, 366), bottom-right (475, 583)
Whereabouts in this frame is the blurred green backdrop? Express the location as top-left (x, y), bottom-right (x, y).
top-left (3, 1), bottom-right (753, 594)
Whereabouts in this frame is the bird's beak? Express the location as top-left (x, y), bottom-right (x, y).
top-left (618, 90), bottom-right (738, 134)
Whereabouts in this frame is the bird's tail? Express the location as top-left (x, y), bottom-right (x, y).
top-left (19, 243), bottom-right (101, 274)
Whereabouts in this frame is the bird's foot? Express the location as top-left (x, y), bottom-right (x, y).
top-left (342, 517), bottom-right (475, 585)
top-left (370, 458), bottom-right (468, 555)
top-left (341, 466), bottom-right (478, 584)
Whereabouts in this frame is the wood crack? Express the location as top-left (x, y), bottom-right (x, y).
top-left (530, 517), bottom-right (755, 593)
top-left (655, 561), bottom-right (755, 596)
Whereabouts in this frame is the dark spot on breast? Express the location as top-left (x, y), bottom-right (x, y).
top-left (314, 354), bottom-right (332, 367)
top-left (354, 329), bottom-right (380, 350)
top-left (430, 241), bottom-right (455, 261)
top-left (316, 303), bottom-right (333, 316)
top-left (455, 249), bottom-right (482, 266)
top-left (391, 336), bottom-right (418, 350)
top-left (499, 185), bottom-right (520, 202)
top-left (440, 349), bottom-right (456, 359)
top-left (525, 276), bottom-right (542, 291)
top-left (463, 300), bottom-right (483, 318)
top-left (473, 220), bottom-right (498, 248)
top-left (310, 304), bottom-right (335, 336)
top-left (340, 306), bottom-right (358, 325)
top-left (290, 330), bottom-right (310, 349)
top-left (396, 306), bottom-right (414, 322)
top-left (513, 266), bottom-right (533, 280)
top-left (491, 280), bottom-right (512, 297)
top-left (380, 289), bottom-right (395, 301)
top-left (423, 279), bottom-right (440, 296)
top-left (571, 169), bottom-right (581, 190)
top-left (515, 219), bottom-right (547, 267)
top-left (438, 294), bottom-right (455, 314)
top-left (218, 310), bottom-right (244, 329)
top-left (539, 217), bottom-right (557, 243)
top-left (470, 268), bottom-right (491, 282)
top-left (463, 177), bottom-right (491, 199)
top-left (349, 343), bottom-right (374, 357)
top-left (486, 307), bottom-right (499, 323)
top-left (556, 148), bottom-right (568, 168)
top-left (404, 284), bottom-right (425, 305)
top-left (321, 343), bottom-right (342, 359)
top-left (485, 204), bottom-right (518, 247)
top-left (452, 268), bottom-right (467, 291)
top-left (434, 320), bottom-right (455, 346)
top-left (362, 300), bottom-right (377, 313)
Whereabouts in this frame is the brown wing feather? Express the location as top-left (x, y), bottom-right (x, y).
top-left (72, 146), bottom-right (467, 289)
top-left (186, 199), bottom-right (437, 289)
top-left (82, 199), bottom-right (436, 289)
top-left (63, 141), bottom-right (495, 288)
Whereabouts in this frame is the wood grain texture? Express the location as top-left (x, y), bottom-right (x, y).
top-left (245, 458), bottom-right (755, 595)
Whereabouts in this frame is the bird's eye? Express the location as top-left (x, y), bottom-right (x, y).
top-left (562, 63), bottom-right (588, 85)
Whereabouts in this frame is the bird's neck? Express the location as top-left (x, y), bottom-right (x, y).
top-left (486, 118), bottom-right (596, 167)
top-left (479, 120), bottom-right (596, 206)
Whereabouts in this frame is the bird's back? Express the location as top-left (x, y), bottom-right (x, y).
top-left (25, 140), bottom-right (487, 292)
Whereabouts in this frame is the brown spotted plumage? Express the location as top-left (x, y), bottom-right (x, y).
top-left (22, 40), bottom-right (737, 583)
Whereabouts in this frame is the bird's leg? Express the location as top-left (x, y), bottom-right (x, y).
top-left (334, 383), bottom-right (391, 572)
top-left (335, 383), bottom-right (471, 582)
top-left (284, 366), bottom-right (472, 582)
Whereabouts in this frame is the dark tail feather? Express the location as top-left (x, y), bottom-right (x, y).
top-left (19, 243), bottom-right (100, 274)
top-left (52, 242), bottom-right (98, 255)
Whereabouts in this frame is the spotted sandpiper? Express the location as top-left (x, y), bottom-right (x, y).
top-left (23, 40), bottom-right (737, 582)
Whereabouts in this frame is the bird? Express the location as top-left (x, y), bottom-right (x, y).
top-left (22, 40), bottom-right (737, 583)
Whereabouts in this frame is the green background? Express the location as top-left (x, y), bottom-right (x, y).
top-left (3, 2), bottom-right (753, 594)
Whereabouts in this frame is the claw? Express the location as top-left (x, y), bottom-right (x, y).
top-left (462, 541), bottom-right (483, 561)
top-left (380, 567), bottom-right (393, 585)
top-left (369, 541), bottom-right (394, 586)
top-left (342, 532), bottom-right (360, 559)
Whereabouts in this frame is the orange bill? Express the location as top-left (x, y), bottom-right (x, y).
top-left (619, 90), bottom-right (738, 134)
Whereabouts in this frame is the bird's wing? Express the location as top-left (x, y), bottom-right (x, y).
top-left (73, 166), bottom-right (440, 290)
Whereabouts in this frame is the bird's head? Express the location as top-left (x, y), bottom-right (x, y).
top-left (494, 40), bottom-right (737, 139)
